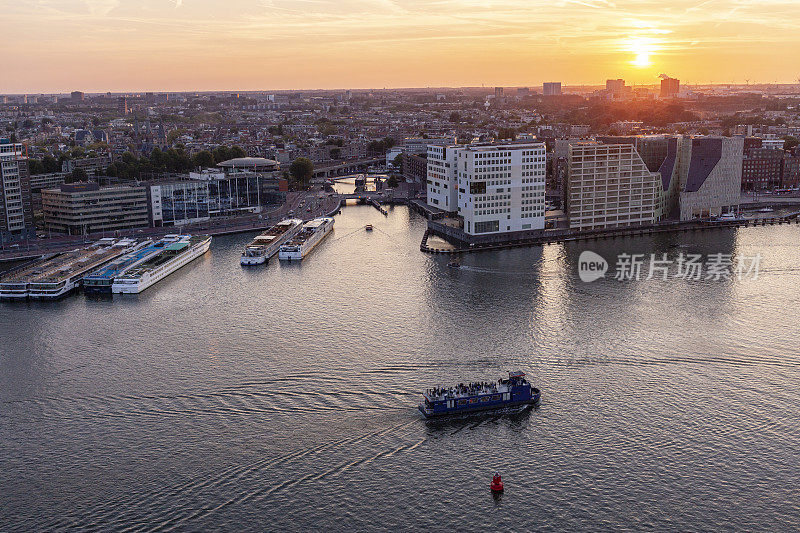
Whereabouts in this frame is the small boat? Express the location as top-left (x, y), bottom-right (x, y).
top-left (717, 212), bottom-right (739, 221)
top-left (365, 224), bottom-right (373, 231)
top-left (419, 371), bottom-right (540, 418)
top-left (447, 260), bottom-right (460, 268)
top-left (490, 473), bottom-right (504, 493)
top-left (758, 206), bottom-right (774, 213)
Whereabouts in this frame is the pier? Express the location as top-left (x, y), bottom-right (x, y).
top-left (421, 213), bottom-right (800, 254)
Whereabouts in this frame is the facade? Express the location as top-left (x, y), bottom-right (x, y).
top-left (0, 138), bottom-right (35, 242)
top-left (42, 182), bottom-right (149, 235)
top-left (402, 136), bottom-right (456, 155)
top-left (456, 142), bottom-right (547, 235)
top-left (741, 148), bottom-right (784, 191)
top-left (543, 82), bottom-right (562, 96)
top-left (402, 153), bottom-right (427, 189)
top-left (596, 135), bottom-right (670, 172)
top-left (673, 136), bottom-right (744, 220)
top-left (782, 154), bottom-right (800, 189)
top-left (426, 145), bottom-right (458, 211)
top-left (660, 77), bottom-right (680, 98)
top-left (149, 172), bottom-right (286, 226)
top-left (567, 143), bottom-right (666, 231)
top-left (62, 156), bottom-right (112, 176)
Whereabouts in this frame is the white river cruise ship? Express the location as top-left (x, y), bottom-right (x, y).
top-left (240, 218), bottom-right (303, 265)
top-left (111, 235), bottom-right (211, 294)
top-left (277, 217), bottom-right (334, 261)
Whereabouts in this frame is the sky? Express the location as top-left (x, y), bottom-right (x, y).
top-left (1, 0), bottom-right (799, 93)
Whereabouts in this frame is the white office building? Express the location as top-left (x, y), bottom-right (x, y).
top-left (456, 142), bottom-right (547, 235)
top-left (426, 145), bottom-right (458, 211)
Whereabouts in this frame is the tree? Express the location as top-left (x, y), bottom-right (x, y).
top-left (66, 168), bottom-right (88, 183)
top-left (193, 150), bottom-right (215, 169)
top-left (783, 136), bottom-right (799, 152)
top-left (449, 112), bottom-right (461, 123)
top-left (289, 157), bottom-right (314, 187)
top-left (330, 148), bottom-right (341, 160)
top-left (386, 175), bottom-right (399, 188)
top-left (392, 154), bottom-right (404, 173)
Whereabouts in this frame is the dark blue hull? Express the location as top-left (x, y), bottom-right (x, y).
top-left (419, 389), bottom-right (540, 419)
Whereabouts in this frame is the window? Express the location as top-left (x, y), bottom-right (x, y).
top-left (474, 220), bottom-right (499, 233)
top-left (470, 181), bottom-right (487, 195)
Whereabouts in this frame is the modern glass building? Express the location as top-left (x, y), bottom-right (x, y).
top-left (149, 172), bottom-right (287, 226)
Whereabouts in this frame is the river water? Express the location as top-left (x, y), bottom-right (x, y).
top-left (2, 204), bottom-right (799, 531)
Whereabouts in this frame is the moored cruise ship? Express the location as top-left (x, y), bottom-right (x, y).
top-left (241, 218), bottom-right (303, 265)
top-left (418, 371), bottom-right (540, 419)
top-left (277, 217), bottom-right (334, 261)
top-left (111, 234), bottom-right (211, 294)
top-left (25, 238), bottom-right (145, 300)
top-left (83, 238), bottom-right (173, 295)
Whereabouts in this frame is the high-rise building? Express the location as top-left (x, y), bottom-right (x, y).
top-left (0, 138), bottom-right (35, 242)
top-left (117, 96), bottom-right (128, 115)
top-left (606, 79), bottom-right (625, 92)
top-left (494, 87), bottom-right (504, 98)
top-left (456, 142), bottom-right (547, 235)
top-left (566, 143), bottom-right (667, 231)
top-left (660, 77), bottom-right (680, 98)
top-left (70, 91), bottom-right (84, 101)
top-left (543, 82), bottom-right (562, 96)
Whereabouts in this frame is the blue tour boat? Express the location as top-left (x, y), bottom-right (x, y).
top-left (418, 371), bottom-right (540, 418)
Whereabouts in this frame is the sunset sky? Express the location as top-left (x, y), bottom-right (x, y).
top-left (2, 0), bottom-right (799, 93)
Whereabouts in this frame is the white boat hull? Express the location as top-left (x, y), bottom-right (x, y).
top-left (112, 237), bottom-right (211, 294)
top-left (278, 219), bottom-right (334, 261)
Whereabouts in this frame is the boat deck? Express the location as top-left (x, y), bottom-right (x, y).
top-left (1, 239), bottom-right (120, 285)
top-left (84, 241), bottom-right (160, 281)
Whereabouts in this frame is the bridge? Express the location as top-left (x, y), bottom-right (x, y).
top-left (311, 157), bottom-right (385, 179)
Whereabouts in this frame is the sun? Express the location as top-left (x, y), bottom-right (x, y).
top-left (628, 38), bottom-right (654, 68)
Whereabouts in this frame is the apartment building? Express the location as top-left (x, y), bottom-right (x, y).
top-left (456, 142), bottom-right (547, 235)
top-left (672, 136), bottom-right (743, 220)
top-left (567, 143), bottom-right (666, 231)
top-left (0, 138), bottom-right (35, 242)
top-left (42, 182), bottom-right (149, 235)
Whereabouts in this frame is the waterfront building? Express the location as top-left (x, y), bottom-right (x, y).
top-left (426, 145), bottom-right (458, 212)
top-left (566, 143), bottom-right (666, 231)
top-left (149, 172), bottom-right (286, 227)
top-left (42, 182), bottom-right (149, 235)
top-left (0, 138), bottom-right (35, 242)
top-left (543, 82), bottom-right (562, 96)
top-left (456, 142), bottom-right (547, 235)
top-left (671, 136), bottom-right (743, 219)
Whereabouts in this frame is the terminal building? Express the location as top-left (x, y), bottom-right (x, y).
top-left (0, 138), bottom-right (35, 242)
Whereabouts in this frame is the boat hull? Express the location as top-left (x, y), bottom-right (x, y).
top-left (112, 237), bottom-right (211, 294)
top-left (240, 255), bottom-right (267, 266)
top-left (418, 393), bottom-right (540, 419)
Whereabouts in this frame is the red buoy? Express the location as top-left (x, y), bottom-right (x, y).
top-left (490, 472), bottom-right (504, 492)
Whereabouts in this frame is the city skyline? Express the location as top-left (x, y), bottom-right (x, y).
top-left (2, 0), bottom-right (800, 93)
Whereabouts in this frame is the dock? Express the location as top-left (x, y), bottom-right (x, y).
top-left (422, 213), bottom-right (800, 254)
